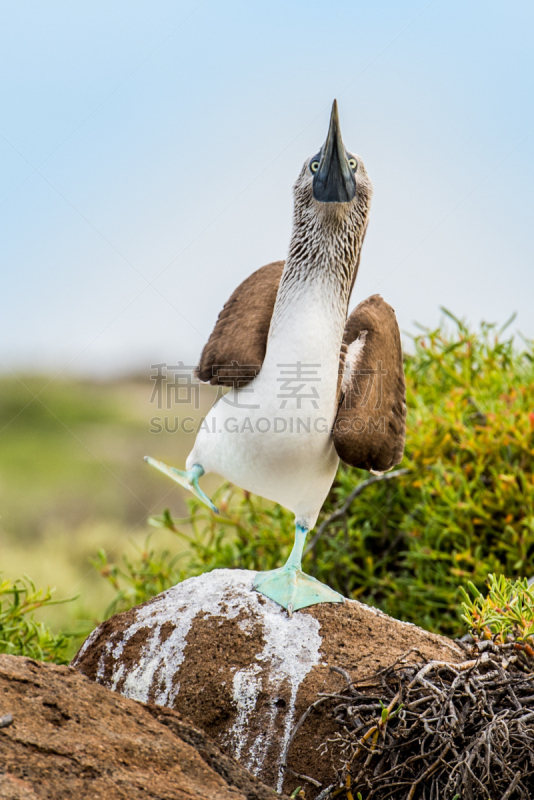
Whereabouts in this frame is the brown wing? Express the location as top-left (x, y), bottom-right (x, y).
top-left (195, 260), bottom-right (284, 387)
top-left (334, 295), bottom-right (406, 472)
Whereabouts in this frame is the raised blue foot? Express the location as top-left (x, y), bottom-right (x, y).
top-left (253, 523), bottom-right (344, 614)
top-left (144, 457), bottom-right (219, 514)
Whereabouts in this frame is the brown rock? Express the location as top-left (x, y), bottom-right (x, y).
top-left (72, 568), bottom-right (464, 797)
top-left (0, 653), bottom-right (285, 800)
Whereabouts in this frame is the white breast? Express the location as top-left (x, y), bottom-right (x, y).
top-left (187, 281), bottom-right (344, 527)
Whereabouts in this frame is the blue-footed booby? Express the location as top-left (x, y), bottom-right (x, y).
top-left (146, 100), bottom-right (406, 614)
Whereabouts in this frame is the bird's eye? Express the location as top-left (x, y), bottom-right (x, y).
top-left (348, 158), bottom-right (357, 171)
top-left (310, 161), bottom-right (320, 173)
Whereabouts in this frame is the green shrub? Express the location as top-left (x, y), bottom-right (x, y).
top-left (461, 573), bottom-right (534, 652)
top-left (97, 313), bottom-right (534, 638)
top-left (0, 574), bottom-right (73, 663)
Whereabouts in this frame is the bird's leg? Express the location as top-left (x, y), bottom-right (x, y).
top-left (253, 522), bottom-right (344, 614)
top-left (144, 457), bottom-right (219, 514)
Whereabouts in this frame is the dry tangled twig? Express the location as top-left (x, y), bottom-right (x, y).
top-left (293, 645), bottom-right (534, 800)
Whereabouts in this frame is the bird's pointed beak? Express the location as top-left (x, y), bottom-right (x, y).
top-left (313, 100), bottom-right (356, 204)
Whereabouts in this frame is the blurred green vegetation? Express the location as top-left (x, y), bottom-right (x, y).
top-left (0, 372), bottom-right (217, 648)
top-left (2, 312), bottom-right (534, 662)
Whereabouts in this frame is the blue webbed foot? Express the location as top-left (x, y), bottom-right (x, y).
top-left (253, 522), bottom-right (344, 614)
top-left (144, 457), bottom-right (219, 514)
top-left (253, 565), bottom-right (343, 614)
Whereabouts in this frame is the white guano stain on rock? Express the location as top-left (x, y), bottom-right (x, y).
top-left (74, 625), bottom-right (99, 662)
top-left (230, 663), bottom-right (262, 762)
top-left (231, 598), bottom-right (322, 792)
top-left (88, 568), bottom-right (322, 791)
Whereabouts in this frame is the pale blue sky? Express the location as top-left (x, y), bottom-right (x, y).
top-left (1, 1), bottom-right (533, 375)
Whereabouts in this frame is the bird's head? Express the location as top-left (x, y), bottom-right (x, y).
top-left (293, 100), bottom-right (373, 238)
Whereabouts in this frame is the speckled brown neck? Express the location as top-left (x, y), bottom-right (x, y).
top-left (270, 177), bottom-right (372, 338)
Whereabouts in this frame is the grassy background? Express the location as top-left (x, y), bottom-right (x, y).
top-left (0, 374), bottom-right (220, 636)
